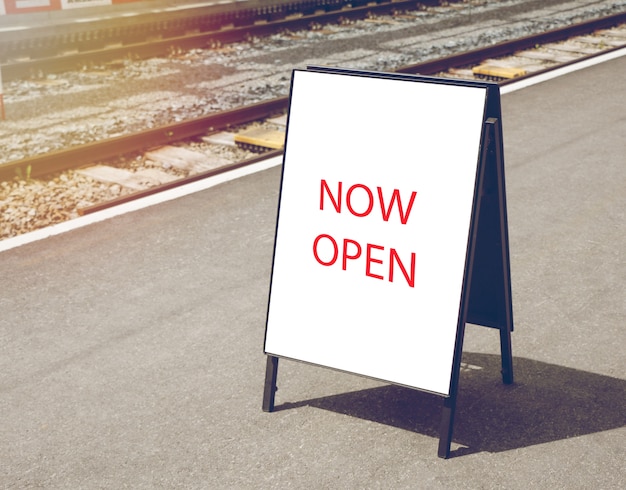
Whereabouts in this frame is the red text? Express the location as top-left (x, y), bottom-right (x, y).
top-left (320, 179), bottom-right (417, 225)
top-left (313, 233), bottom-right (416, 288)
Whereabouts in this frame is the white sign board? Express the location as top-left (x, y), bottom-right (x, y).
top-left (265, 69), bottom-right (488, 396)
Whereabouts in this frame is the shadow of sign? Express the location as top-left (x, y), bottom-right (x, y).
top-left (274, 353), bottom-right (626, 457)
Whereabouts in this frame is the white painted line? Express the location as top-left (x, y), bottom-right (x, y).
top-left (501, 47), bottom-right (626, 94)
top-left (0, 155), bottom-right (283, 253)
top-left (0, 26), bottom-right (28, 33)
top-left (74, 17), bottom-right (108, 23)
top-left (2, 47), bottom-right (625, 253)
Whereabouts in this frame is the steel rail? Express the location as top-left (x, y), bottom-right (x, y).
top-left (395, 10), bottom-right (626, 76)
top-left (0, 97), bottom-right (288, 181)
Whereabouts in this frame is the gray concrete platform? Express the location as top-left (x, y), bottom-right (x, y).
top-left (1, 54), bottom-right (625, 488)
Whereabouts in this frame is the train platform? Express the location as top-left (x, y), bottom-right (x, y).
top-left (1, 52), bottom-right (625, 487)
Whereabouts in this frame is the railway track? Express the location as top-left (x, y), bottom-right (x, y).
top-left (1, 11), bottom-right (625, 240)
top-left (397, 11), bottom-right (626, 81)
top-left (0, 0), bottom-right (449, 82)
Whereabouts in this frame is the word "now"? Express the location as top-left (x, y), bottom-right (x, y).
top-left (320, 179), bottom-right (417, 225)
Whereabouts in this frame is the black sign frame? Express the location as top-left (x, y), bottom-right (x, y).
top-left (262, 66), bottom-right (514, 459)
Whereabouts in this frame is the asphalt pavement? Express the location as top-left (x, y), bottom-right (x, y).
top-left (0, 52), bottom-right (624, 488)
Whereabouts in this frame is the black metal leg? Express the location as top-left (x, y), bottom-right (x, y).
top-left (437, 396), bottom-right (456, 459)
top-left (262, 355), bottom-right (279, 412)
top-left (499, 327), bottom-right (514, 384)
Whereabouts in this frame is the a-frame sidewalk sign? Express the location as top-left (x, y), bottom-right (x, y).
top-left (262, 66), bottom-right (514, 459)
